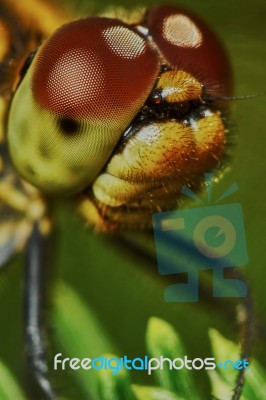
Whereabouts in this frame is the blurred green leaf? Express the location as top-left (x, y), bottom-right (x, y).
top-left (0, 361), bottom-right (27, 400)
top-left (132, 384), bottom-right (184, 400)
top-left (242, 361), bottom-right (266, 400)
top-left (209, 328), bottom-right (240, 386)
top-left (53, 282), bottom-right (117, 399)
top-left (146, 317), bottom-right (199, 399)
top-left (208, 369), bottom-right (241, 400)
top-left (97, 353), bottom-right (136, 400)
top-left (209, 329), bottom-right (266, 400)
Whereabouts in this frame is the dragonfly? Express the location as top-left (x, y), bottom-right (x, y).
top-left (0, 0), bottom-right (256, 399)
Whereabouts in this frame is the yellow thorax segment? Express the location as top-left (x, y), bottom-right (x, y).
top-left (156, 70), bottom-right (202, 103)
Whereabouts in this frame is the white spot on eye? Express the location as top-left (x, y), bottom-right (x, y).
top-left (163, 14), bottom-right (203, 48)
top-left (135, 25), bottom-right (149, 37)
top-left (47, 48), bottom-right (105, 107)
top-left (102, 26), bottom-right (146, 59)
top-left (136, 124), bottom-right (160, 144)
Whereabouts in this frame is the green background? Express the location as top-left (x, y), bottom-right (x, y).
top-left (0, 0), bottom-right (265, 399)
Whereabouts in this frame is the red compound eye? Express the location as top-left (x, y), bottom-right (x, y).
top-left (146, 5), bottom-right (233, 97)
top-left (32, 17), bottom-right (159, 121)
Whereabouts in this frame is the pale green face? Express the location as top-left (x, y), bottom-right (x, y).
top-left (8, 68), bottom-right (120, 195)
top-left (7, 17), bottom-right (159, 195)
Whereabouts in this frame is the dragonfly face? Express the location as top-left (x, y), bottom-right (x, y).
top-left (6, 4), bottom-right (232, 231)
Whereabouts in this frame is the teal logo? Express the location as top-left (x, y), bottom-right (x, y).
top-left (152, 174), bottom-right (248, 302)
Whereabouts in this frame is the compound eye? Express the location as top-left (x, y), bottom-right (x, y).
top-left (146, 5), bottom-right (233, 97)
top-left (8, 18), bottom-right (159, 195)
top-left (32, 18), bottom-right (159, 120)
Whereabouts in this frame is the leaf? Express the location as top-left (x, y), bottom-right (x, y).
top-left (146, 317), bottom-right (200, 399)
top-left (97, 353), bottom-right (136, 400)
top-left (242, 360), bottom-right (266, 400)
top-left (0, 361), bottom-right (27, 400)
top-left (53, 282), bottom-right (117, 399)
top-left (208, 370), bottom-right (240, 400)
top-left (209, 328), bottom-right (240, 386)
top-left (132, 384), bottom-right (185, 400)
top-left (209, 329), bottom-right (266, 400)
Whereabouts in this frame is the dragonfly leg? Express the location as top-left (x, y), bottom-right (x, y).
top-left (24, 222), bottom-right (57, 400)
